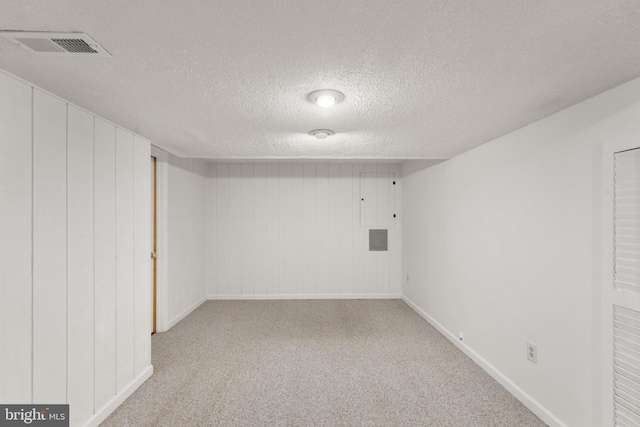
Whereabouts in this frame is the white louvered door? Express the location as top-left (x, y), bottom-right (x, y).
top-left (605, 138), bottom-right (640, 427)
top-left (613, 304), bottom-right (640, 426)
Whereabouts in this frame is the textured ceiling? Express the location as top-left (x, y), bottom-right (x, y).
top-left (1, 1), bottom-right (640, 159)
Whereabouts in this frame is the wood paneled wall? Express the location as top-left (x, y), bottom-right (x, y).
top-left (166, 155), bottom-right (208, 326)
top-left (0, 71), bottom-right (151, 427)
top-left (0, 68), bottom-right (33, 405)
top-left (206, 162), bottom-right (402, 298)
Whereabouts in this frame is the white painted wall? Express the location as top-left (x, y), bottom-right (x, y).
top-left (0, 68), bottom-right (32, 405)
top-left (206, 162), bottom-right (402, 298)
top-left (402, 76), bottom-right (640, 427)
top-left (32, 89), bottom-right (67, 403)
top-left (0, 70), bottom-right (152, 427)
top-left (166, 154), bottom-right (208, 326)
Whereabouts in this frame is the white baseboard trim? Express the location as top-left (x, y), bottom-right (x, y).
top-left (208, 293), bottom-right (402, 300)
top-left (84, 365), bottom-right (153, 427)
top-left (167, 296), bottom-right (207, 330)
top-left (402, 296), bottom-right (565, 427)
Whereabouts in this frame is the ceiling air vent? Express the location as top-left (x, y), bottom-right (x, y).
top-left (0, 32), bottom-right (111, 57)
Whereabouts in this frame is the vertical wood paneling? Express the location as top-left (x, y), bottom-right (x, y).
top-left (253, 164), bottom-right (267, 295)
top-left (0, 74), bottom-right (32, 404)
top-left (229, 164), bottom-right (242, 295)
top-left (67, 106), bottom-right (95, 424)
top-left (352, 164), bottom-right (366, 294)
top-left (291, 164), bottom-right (304, 294)
top-left (166, 157), bottom-right (207, 322)
top-left (241, 164), bottom-right (254, 294)
top-left (133, 136), bottom-right (150, 376)
top-left (94, 118), bottom-right (117, 410)
top-left (115, 128), bottom-right (135, 392)
top-left (279, 164), bottom-right (293, 294)
top-left (195, 160), bottom-right (208, 301)
top-left (207, 163), bottom-right (217, 295)
top-left (340, 164), bottom-right (354, 294)
top-left (327, 164), bottom-right (341, 294)
top-left (166, 154), bottom-right (180, 315)
top-left (376, 165), bottom-right (390, 294)
top-left (265, 164), bottom-right (279, 294)
top-left (364, 164), bottom-right (378, 294)
top-left (316, 164), bottom-right (329, 294)
top-left (376, 244), bottom-right (391, 294)
top-left (0, 72), bottom-right (153, 425)
top-left (303, 164), bottom-right (316, 294)
top-left (196, 160), bottom-right (208, 300)
top-left (389, 163), bottom-right (402, 294)
top-left (32, 90), bottom-right (67, 403)
top-left (206, 162), bottom-right (400, 297)
top-left (216, 164), bottom-right (230, 295)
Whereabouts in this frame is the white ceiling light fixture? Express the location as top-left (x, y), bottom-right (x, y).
top-left (307, 90), bottom-right (344, 107)
top-left (309, 129), bottom-right (335, 139)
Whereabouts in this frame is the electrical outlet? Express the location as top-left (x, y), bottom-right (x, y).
top-left (527, 342), bottom-right (537, 364)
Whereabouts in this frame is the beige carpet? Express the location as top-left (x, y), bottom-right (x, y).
top-left (101, 300), bottom-right (546, 426)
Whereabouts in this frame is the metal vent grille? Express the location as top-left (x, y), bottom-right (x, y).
top-left (52, 38), bottom-right (98, 53)
top-left (614, 305), bottom-right (640, 426)
top-left (15, 38), bottom-right (65, 53)
top-left (614, 149), bottom-right (640, 296)
top-left (0, 31), bottom-right (110, 57)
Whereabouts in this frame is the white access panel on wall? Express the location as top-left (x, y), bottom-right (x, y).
top-left (360, 172), bottom-right (395, 227)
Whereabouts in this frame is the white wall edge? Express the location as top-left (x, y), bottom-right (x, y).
top-left (402, 295), bottom-right (566, 427)
top-left (167, 296), bottom-right (207, 330)
top-left (208, 294), bottom-right (402, 300)
top-left (84, 366), bottom-right (153, 427)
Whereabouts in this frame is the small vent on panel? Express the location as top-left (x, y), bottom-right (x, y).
top-left (613, 305), bottom-right (640, 426)
top-left (614, 149), bottom-right (640, 296)
top-left (0, 31), bottom-right (110, 57)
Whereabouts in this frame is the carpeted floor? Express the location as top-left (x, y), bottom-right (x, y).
top-left (101, 300), bottom-right (546, 426)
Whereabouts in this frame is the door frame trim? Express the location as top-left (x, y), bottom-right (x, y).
top-left (150, 145), bottom-right (169, 332)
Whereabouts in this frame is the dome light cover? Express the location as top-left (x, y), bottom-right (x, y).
top-left (309, 129), bottom-right (335, 139)
top-left (307, 90), bottom-right (344, 107)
